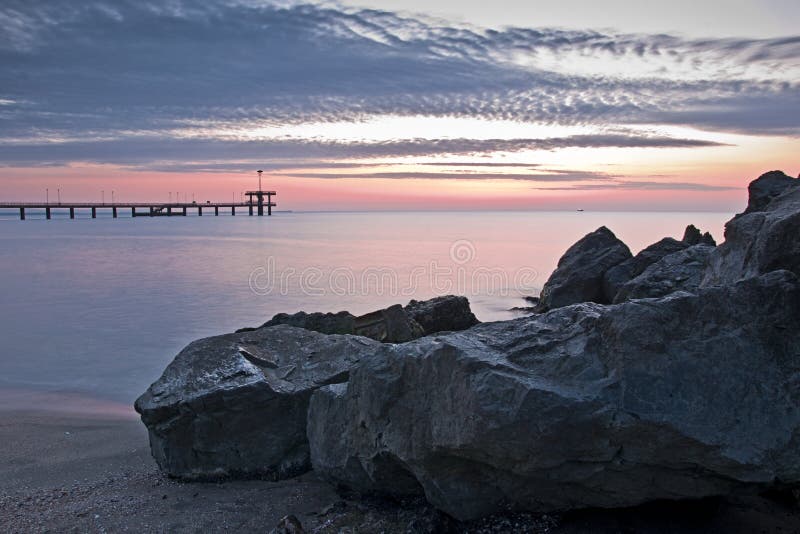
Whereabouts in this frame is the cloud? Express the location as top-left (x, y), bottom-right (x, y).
top-left (638, 91), bottom-right (800, 135)
top-left (129, 161), bottom-right (378, 173)
top-left (119, 161), bottom-right (607, 180)
top-left (535, 181), bottom-right (738, 191)
top-left (0, 134), bottom-right (727, 168)
top-left (419, 162), bottom-right (542, 168)
top-left (278, 170), bottom-right (614, 181)
top-left (0, 0), bottom-right (796, 170)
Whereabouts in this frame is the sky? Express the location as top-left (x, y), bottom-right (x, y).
top-left (0, 0), bottom-right (798, 211)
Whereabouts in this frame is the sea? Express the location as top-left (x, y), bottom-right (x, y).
top-left (0, 209), bottom-right (732, 415)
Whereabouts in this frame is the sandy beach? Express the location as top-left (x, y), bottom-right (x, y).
top-left (1, 408), bottom-right (799, 533)
top-left (0, 408), bottom-right (348, 532)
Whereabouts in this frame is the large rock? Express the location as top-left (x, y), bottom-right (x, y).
top-left (405, 295), bottom-right (479, 334)
top-left (353, 304), bottom-right (425, 343)
top-left (602, 237), bottom-right (689, 300)
top-left (744, 170), bottom-right (799, 214)
top-left (134, 325), bottom-right (384, 480)
top-left (612, 244), bottom-right (714, 303)
top-left (260, 311), bottom-right (356, 334)
top-left (253, 308), bottom-right (423, 342)
top-left (703, 171), bottom-right (800, 286)
top-left (135, 296), bottom-right (479, 479)
top-left (537, 226), bottom-right (632, 311)
top-left (681, 224), bottom-right (716, 246)
top-left (240, 295), bottom-right (479, 341)
top-left (308, 271), bottom-right (800, 520)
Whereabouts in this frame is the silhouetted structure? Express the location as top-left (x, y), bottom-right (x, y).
top-left (0, 199), bottom-right (277, 220)
top-left (244, 190), bottom-right (276, 216)
top-left (5, 171), bottom-right (278, 220)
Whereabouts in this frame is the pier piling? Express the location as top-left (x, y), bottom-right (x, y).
top-left (19, 207), bottom-right (25, 220)
top-left (113, 207), bottom-right (117, 218)
top-left (69, 207), bottom-right (75, 219)
top-left (91, 207), bottom-right (96, 218)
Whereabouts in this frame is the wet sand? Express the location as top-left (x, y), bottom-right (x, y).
top-left (0, 410), bottom-right (344, 533)
top-left (2, 409), bottom-right (799, 533)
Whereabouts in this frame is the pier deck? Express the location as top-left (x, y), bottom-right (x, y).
top-left (0, 193), bottom-right (277, 220)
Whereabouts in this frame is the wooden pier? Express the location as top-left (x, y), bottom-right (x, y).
top-left (0, 192), bottom-right (277, 220)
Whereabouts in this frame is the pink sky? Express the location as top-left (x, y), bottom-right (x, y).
top-left (1, 146), bottom-right (794, 211)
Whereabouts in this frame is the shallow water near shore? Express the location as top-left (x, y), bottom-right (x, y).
top-left (0, 210), bottom-right (731, 411)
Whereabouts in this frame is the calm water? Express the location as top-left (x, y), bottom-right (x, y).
top-left (0, 210), bottom-right (731, 412)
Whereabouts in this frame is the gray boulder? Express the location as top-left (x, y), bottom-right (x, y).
top-left (537, 226), bottom-right (632, 311)
top-left (682, 224), bottom-right (716, 246)
top-left (405, 295), bottom-right (479, 334)
top-left (134, 325), bottom-right (383, 480)
top-left (613, 244), bottom-right (714, 303)
top-left (260, 311), bottom-right (356, 334)
top-left (254, 307), bottom-right (423, 342)
top-left (308, 271), bottom-right (800, 520)
top-left (602, 237), bottom-right (689, 300)
top-left (353, 304), bottom-right (425, 343)
top-left (744, 170), bottom-right (799, 214)
top-left (703, 171), bottom-right (800, 286)
top-left (241, 296), bottom-right (479, 341)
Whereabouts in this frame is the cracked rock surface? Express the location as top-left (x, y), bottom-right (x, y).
top-left (135, 326), bottom-right (385, 480)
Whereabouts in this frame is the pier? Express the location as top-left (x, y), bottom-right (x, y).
top-left (0, 194), bottom-right (277, 221)
top-left (4, 171), bottom-right (279, 221)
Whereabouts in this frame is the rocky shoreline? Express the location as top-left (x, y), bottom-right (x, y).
top-left (135, 170), bottom-right (800, 529)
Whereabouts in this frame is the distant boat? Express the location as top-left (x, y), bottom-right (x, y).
top-left (577, 209), bottom-right (584, 212)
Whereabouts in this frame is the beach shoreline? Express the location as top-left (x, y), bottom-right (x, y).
top-left (0, 409), bottom-right (348, 532)
top-left (2, 409), bottom-right (799, 533)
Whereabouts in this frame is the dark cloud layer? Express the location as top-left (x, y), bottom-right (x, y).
top-left (0, 135), bottom-right (726, 168)
top-left (279, 170), bottom-right (614, 181)
top-left (0, 0), bottom-right (797, 170)
top-left (536, 181), bottom-right (738, 191)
